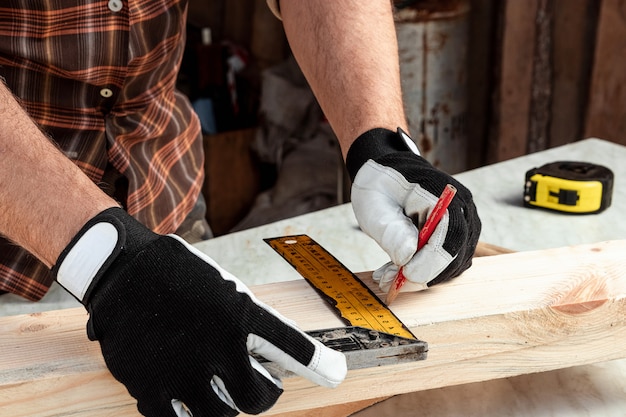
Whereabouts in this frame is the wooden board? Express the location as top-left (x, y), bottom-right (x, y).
top-left (203, 128), bottom-right (261, 236)
top-left (549, 0), bottom-right (598, 148)
top-left (466, 0), bottom-right (497, 169)
top-left (584, 0), bottom-right (626, 145)
top-left (484, 0), bottom-right (619, 161)
top-left (2, 240), bottom-right (626, 416)
top-left (486, 0), bottom-right (538, 163)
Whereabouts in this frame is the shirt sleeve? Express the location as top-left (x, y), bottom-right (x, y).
top-left (266, 0), bottom-right (281, 19)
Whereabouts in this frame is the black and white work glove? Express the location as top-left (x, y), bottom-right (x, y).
top-left (346, 128), bottom-right (481, 293)
top-left (52, 208), bottom-right (346, 417)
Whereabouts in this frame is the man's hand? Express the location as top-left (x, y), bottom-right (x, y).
top-left (346, 128), bottom-right (481, 293)
top-left (52, 208), bottom-right (346, 417)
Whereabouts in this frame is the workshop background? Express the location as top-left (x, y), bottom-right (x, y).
top-left (177, 0), bottom-right (626, 236)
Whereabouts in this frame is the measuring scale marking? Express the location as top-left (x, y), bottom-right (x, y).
top-left (265, 235), bottom-right (415, 339)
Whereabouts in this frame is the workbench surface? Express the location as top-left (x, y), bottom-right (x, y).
top-left (2, 138), bottom-right (625, 416)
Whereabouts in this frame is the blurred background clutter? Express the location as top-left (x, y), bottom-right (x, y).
top-left (178, 0), bottom-right (626, 236)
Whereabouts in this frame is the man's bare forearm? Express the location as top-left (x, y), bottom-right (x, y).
top-left (0, 82), bottom-right (118, 267)
top-left (280, 0), bottom-right (408, 158)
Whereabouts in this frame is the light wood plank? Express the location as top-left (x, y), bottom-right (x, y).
top-left (473, 241), bottom-right (514, 257)
top-left (2, 241), bottom-right (626, 416)
top-left (264, 397), bottom-right (389, 417)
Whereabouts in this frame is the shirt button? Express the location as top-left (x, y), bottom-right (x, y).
top-left (108, 0), bottom-right (123, 12)
top-left (100, 88), bottom-right (114, 98)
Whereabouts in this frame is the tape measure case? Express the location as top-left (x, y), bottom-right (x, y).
top-left (523, 161), bottom-right (613, 214)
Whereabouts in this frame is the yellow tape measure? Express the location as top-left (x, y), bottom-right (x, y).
top-left (524, 161), bottom-right (614, 214)
top-left (265, 234), bottom-right (415, 339)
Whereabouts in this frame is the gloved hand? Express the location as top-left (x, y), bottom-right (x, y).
top-left (52, 208), bottom-right (346, 417)
top-left (346, 128), bottom-right (481, 293)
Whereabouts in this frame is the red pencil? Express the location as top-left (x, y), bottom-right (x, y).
top-left (385, 184), bottom-right (457, 305)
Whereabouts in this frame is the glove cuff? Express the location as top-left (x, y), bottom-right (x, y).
top-left (52, 207), bottom-right (156, 304)
top-left (345, 127), bottom-right (420, 182)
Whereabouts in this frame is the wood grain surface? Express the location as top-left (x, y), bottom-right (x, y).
top-left (2, 240), bottom-right (626, 416)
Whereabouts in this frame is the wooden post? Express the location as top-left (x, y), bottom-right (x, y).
top-left (203, 128), bottom-right (261, 236)
top-left (486, 0), bottom-right (604, 161)
top-left (549, 0), bottom-right (599, 148)
top-left (584, 0), bottom-right (626, 145)
top-left (527, 0), bottom-right (553, 154)
top-left (486, 0), bottom-right (538, 163)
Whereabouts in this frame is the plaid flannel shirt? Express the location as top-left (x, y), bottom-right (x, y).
top-left (0, 0), bottom-right (204, 301)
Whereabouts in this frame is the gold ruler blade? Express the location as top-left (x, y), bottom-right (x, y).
top-left (265, 234), bottom-right (415, 339)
